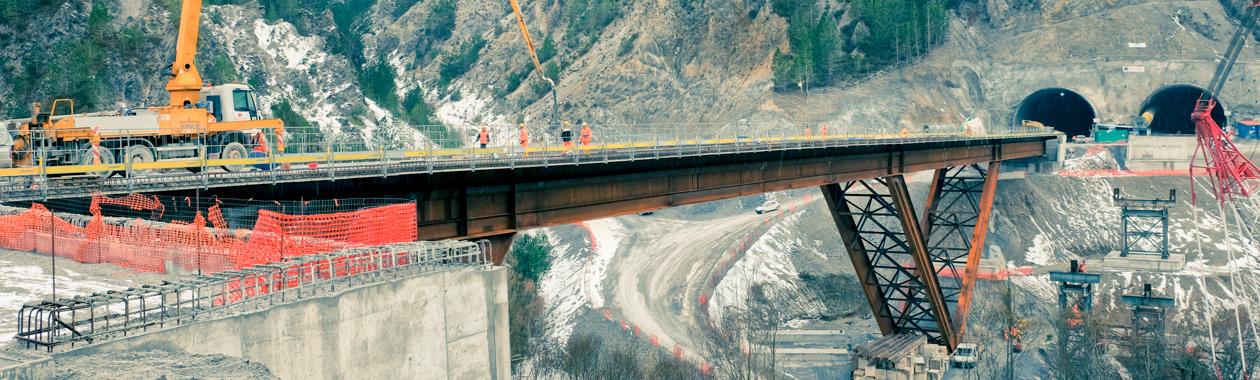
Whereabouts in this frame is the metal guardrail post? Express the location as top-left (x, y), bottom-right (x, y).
top-left (200, 133), bottom-right (209, 189)
top-left (426, 139), bottom-right (434, 174)
top-left (269, 142), bottom-right (278, 185)
top-left (38, 146), bottom-right (47, 200)
top-left (379, 146), bottom-right (387, 178)
top-left (327, 138), bottom-right (336, 182)
top-left (125, 129), bottom-right (133, 181)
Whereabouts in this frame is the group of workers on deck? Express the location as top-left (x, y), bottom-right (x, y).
top-left (475, 119), bottom-right (594, 156)
top-left (470, 121), bottom-right (940, 156)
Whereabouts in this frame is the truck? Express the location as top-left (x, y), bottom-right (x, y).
top-left (949, 342), bottom-right (980, 369)
top-left (5, 0), bottom-right (282, 177)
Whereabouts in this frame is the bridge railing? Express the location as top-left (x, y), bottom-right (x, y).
top-left (15, 240), bottom-right (488, 351)
top-left (0, 123), bottom-right (1057, 199)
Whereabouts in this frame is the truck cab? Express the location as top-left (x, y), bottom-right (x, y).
top-left (950, 343), bottom-right (980, 369)
top-left (200, 84), bottom-right (262, 123)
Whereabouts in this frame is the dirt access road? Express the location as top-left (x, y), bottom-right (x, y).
top-left (604, 197), bottom-right (815, 361)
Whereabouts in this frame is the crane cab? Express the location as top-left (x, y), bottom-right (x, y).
top-left (199, 84), bottom-right (262, 123)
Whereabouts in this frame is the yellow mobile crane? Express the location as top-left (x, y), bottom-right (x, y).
top-left (8, 0), bottom-right (283, 176)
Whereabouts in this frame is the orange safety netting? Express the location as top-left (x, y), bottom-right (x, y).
top-left (0, 195), bottom-right (417, 274)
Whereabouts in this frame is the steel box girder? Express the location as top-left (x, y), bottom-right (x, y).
top-left (157, 139), bottom-right (1046, 245)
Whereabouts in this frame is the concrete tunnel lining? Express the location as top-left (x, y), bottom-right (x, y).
top-left (1140, 84), bottom-right (1227, 135)
top-left (1014, 88), bottom-right (1097, 138)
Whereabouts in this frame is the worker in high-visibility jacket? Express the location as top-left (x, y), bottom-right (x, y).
top-left (251, 131), bottom-right (272, 171)
top-left (579, 121), bottom-right (593, 153)
top-left (804, 126), bottom-right (812, 140)
top-left (561, 120), bottom-right (574, 153)
top-left (478, 126), bottom-right (490, 149)
top-left (253, 131), bottom-right (269, 154)
top-left (518, 123), bottom-right (530, 157)
top-left (819, 123), bottom-right (828, 138)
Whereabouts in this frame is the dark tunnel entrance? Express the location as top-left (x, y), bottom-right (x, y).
top-left (1014, 88), bottom-right (1097, 138)
top-left (1140, 84), bottom-right (1227, 135)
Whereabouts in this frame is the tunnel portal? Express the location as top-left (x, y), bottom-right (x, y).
top-left (1140, 84), bottom-right (1227, 135)
top-left (1015, 88), bottom-right (1097, 138)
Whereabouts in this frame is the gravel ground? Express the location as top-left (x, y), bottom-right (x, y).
top-left (51, 350), bottom-right (275, 379)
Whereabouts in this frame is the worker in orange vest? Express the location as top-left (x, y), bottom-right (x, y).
top-left (253, 131), bottom-right (269, 154)
top-left (251, 131), bottom-right (273, 171)
top-left (579, 121), bottom-right (593, 153)
top-left (478, 126), bottom-right (490, 149)
top-left (819, 123), bottom-right (828, 138)
top-left (518, 123), bottom-right (530, 157)
top-left (804, 126), bottom-right (812, 140)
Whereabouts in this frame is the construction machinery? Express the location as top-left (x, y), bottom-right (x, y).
top-left (509, 0), bottom-right (560, 126)
top-left (5, 0), bottom-right (282, 176)
top-left (1190, 0), bottom-right (1260, 202)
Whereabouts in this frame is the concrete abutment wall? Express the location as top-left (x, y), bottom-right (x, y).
top-left (8, 266), bottom-right (510, 379)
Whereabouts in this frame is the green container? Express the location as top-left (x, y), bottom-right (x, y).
top-left (1094, 128), bottom-right (1129, 143)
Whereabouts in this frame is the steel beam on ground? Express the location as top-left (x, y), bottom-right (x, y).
top-left (822, 178), bottom-right (953, 348)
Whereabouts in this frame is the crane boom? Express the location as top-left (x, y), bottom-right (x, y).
top-left (508, 0), bottom-right (559, 126)
top-left (166, 0), bottom-right (204, 108)
top-left (1207, 4), bottom-right (1260, 97)
top-left (1190, 1), bottom-right (1260, 204)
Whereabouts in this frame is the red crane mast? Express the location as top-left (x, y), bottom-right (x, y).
top-left (1190, 1), bottom-right (1260, 204)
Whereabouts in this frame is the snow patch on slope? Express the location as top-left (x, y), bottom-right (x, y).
top-left (534, 219), bottom-right (626, 347)
top-left (206, 6), bottom-right (407, 146)
top-left (0, 262), bottom-right (127, 338)
top-left (536, 229), bottom-right (582, 345)
top-left (583, 219), bottom-right (625, 309)
top-left (709, 212), bottom-right (823, 321)
top-left (1025, 233), bottom-right (1055, 266)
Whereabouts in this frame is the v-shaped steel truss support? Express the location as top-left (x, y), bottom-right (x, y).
top-left (822, 162), bottom-right (999, 351)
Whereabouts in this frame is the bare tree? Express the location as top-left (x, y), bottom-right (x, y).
top-left (698, 284), bottom-right (802, 379)
top-left (1210, 308), bottom-right (1260, 379)
top-left (1050, 307), bottom-right (1117, 380)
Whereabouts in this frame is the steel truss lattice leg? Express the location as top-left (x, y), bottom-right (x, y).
top-left (919, 162), bottom-right (999, 341)
top-left (822, 176), bottom-right (954, 348)
top-left (1120, 209), bottom-right (1170, 259)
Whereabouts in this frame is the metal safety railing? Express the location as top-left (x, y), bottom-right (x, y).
top-left (15, 240), bottom-right (488, 351)
top-left (0, 123), bottom-right (1059, 201)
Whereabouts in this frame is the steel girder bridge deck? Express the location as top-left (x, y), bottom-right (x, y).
top-left (0, 132), bottom-right (1054, 203)
top-left (4, 131), bottom-right (1055, 353)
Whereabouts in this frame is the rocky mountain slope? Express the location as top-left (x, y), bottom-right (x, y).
top-left (2, 0), bottom-right (1258, 145)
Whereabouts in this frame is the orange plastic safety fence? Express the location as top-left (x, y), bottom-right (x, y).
top-left (0, 195), bottom-right (417, 274)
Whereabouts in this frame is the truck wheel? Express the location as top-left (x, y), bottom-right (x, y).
top-left (79, 146), bottom-right (115, 179)
top-left (124, 145), bottom-right (156, 177)
top-left (220, 142), bottom-right (249, 172)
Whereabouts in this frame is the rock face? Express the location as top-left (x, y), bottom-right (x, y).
top-left (0, 0), bottom-right (1256, 144)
